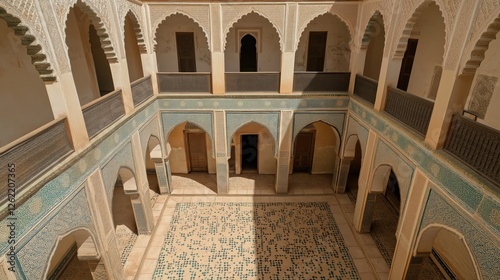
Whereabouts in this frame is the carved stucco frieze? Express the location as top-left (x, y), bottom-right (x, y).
top-left (221, 4), bottom-right (286, 51)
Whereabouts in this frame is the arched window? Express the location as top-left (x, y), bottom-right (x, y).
top-left (240, 34), bottom-right (257, 72)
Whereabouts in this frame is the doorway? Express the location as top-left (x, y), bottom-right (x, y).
top-left (293, 132), bottom-right (315, 173)
top-left (397, 38), bottom-right (418, 91)
top-left (241, 134), bottom-right (258, 171)
top-left (187, 132), bottom-right (208, 172)
top-left (240, 34), bottom-right (257, 72)
top-left (176, 32), bottom-right (197, 72)
top-left (306, 31), bottom-right (327, 71)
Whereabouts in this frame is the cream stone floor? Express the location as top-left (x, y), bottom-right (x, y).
top-left (118, 173), bottom-right (390, 280)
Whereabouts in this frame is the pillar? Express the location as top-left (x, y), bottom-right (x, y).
top-left (214, 110), bottom-right (229, 193)
top-left (210, 4), bottom-right (225, 95)
top-left (279, 52), bottom-right (295, 93)
top-left (109, 61), bottom-right (134, 114)
top-left (275, 110), bottom-right (293, 193)
top-left (373, 57), bottom-right (402, 111)
top-left (335, 157), bottom-right (352, 193)
top-left (348, 46), bottom-right (367, 94)
top-left (150, 144), bottom-right (170, 194)
top-left (45, 73), bottom-right (89, 151)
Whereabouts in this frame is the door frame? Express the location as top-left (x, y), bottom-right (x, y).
top-left (293, 131), bottom-right (316, 173)
top-left (184, 131), bottom-right (208, 173)
top-left (238, 133), bottom-right (259, 174)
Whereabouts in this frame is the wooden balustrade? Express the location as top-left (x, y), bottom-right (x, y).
top-left (293, 72), bottom-right (350, 92)
top-left (82, 90), bottom-right (125, 138)
top-left (131, 75), bottom-right (153, 107)
top-left (353, 74), bottom-right (377, 105)
top-left (158, 72), bottom-right (211, 93)
top-left (226, 72), bottom-right (280, 92)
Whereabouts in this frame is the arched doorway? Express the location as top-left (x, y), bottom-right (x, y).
top-left (0, 16), bottom-right (54, 146)
top-left (166, 122), bottom-right (216, 194)
top-left (289, 121), bottom-right (340, 193)
top-left (240, 34), bottom-right (257, 72)
top-left (345, 137), bottom-right (362, 202)
top-left (124, 11), bottom-right (144, 83)
top-left (65, 3), bottom-right (115, 106)
top-left (112, 168), bottom-right (138, 265)
top-left (228, 122), bottom-right (276, 194)
top-left (145, 135), bottom-right (161, 206)
top-left (46, 229), bottom-right (98, 279)
top-left (409, 226), bottom-right (480, 279)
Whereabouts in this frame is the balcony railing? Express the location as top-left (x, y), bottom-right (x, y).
top-left (0, 117), bottom-right (73, 205)
top-left (131, 75), bottom-right (153, 107)
top-left (82, 90), bottom-right (125, 138)
top-left (226, 72), bottom-right (280, 92)
top-left (158, 72), bottom-right (211, 93)
top-left (385, 86), bottom-right (434, 136)
top-left (444, 114), bottom-right (500, 186)
top-left (354, 74), bottom-right (377, 104)
top-left (293, 72), bottom-right (350, 92)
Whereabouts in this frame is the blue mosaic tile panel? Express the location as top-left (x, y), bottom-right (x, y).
top-left (153, 202), bottom-right (359, 279)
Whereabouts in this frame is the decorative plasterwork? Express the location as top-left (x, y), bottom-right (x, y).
top-left (52, 0), bottom-right (118, 63)
top-left (222, 4), bottom-right (286, 52)
top-left (0, 2), bottom-right (56, 82)
top-left (392, 0), bottom-right (459, 61)
top-left (116, 0), bottom-right (147, 54)
top-left (150, 5), bottom-right (211, 51)
top-left (296, 3), bottom-right (358, 51)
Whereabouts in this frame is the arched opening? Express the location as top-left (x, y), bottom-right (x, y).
top-left (462, 24), bottom-right (500, 131)
top-left (112, 168), bottom-right (138, 265)
top-left (224, 12), bottom-right (281, 72)
top-left (167, 122), bottom-right (216, 194)
top-left (289, 121), bottom-right (340, 193)
top-left (395, 2), bottom-right (445, 100)
top-left (46, 229), bottom-right (98, 279)
top-left (155, 14), bottom-right (211, 72)
top-left (345, 137), bottom-right (362, 202)
top-left (228, 122), bottom-right (276, 194)
top-left (0, 17), bottom-right (54, 147)
top-left (295, 13), bottom-right (351, 72)
top-left (65, 4), bottom-right (115, 106)
top-left (145, 135), bottom-right (161, 205)
top-left (410, 226), bottom-right (480, 279)
top-left (124, 12), bottom-right (144, 82)
top-left (240, 34), bottom-right (257, 72)
top-left (362, 12), bottom-right (385, 80)
top-left (361, 165), bottom-right (401, 268)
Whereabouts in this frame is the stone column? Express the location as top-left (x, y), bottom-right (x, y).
top-left (150, 144), bottom-right (170, 194)
top-left (348, 46), bottom-right (367, 94)
top-left (359, 192), bottom-right (377, 233)
top-left (275, 110), bottom-right (293, 193)
top-left (388, 168), bottom-right (430, 279)
top-left (279, 3), bottom-right (298, 94)
top-left (109, 61), bottom-right (135, 115)
top-left (210, 4), bottom-right (225, 95)
top-left (280, 52), bottom-right (295, 94)
top-left (214, 110), bottom-right (229, 193)
top-left (335, 157), bottom-right (352, 193)
top-left (85, 170), bottom-right (124, 279)
top-left (45, 73), bottom-right (89, 151)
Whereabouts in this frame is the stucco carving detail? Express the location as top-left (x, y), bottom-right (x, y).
top-left (222, 4), bottom-right (286, 52)
top-left (150, 5), bottom-right (211, 51)
top-left (116, 1), bottom-right (147, 53)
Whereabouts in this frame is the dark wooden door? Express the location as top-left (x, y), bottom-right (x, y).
top-left (176, 32), bottom-right (196, 72)
top-left (293, 132), bottom-right (315, 172)
top-left (306, 32), bottom-right (327, 71)
top-left (241, 134), bottom-right (258, 170)
top-left (397, 39), bottom-right (418, 91)
top-left (187, 132), bottom-right (207, 172)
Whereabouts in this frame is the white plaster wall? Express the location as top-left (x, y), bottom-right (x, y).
top-left (311, 122), bottom-right (337, 174)
top-left (66, 8), bottom-right (100, 105)
top-left (406, 3), bottom-right (445, 98)
top-left (465, 36), bottom-right (500, 131)
top-left (155, 14), bottom-right (211, 72)
top-left (295, 13), bottom-right (351, 72)
top-left (363, 15), bottom-right (385, 80)
top-left (0, 19), bottom-right (53, 147)
top-left (125, 16), bottom-right (144, 82)
top-left (224, 13), bottom-right (281, 72)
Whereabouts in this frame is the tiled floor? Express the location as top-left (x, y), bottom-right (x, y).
top-left (129, 173), bottom-right (390, 280)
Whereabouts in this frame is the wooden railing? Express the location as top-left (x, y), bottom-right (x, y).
top-left (226, 72), bottom-right (280, 92)
top-left (0, 117), bottom-right (73, 205)
top-left (384, 87), bottom-right (434, 136)
top-left (444, 114), bottom-right (500, 186)
top-left (131, 75), bottom-right (153, 107)
top-left (158, 72), bottom-right (211, 93)
top-left (82, 90), bottom-right (125, 138)
top-left (354, 74), bottom-right (377, 104)
top-left (293, 72), bottom-right (350, 92)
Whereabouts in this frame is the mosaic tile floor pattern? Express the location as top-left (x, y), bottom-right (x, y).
top-left (116, 225), bottom-right (138, 265)
top-left (153, 202), bottom-right (359, 279)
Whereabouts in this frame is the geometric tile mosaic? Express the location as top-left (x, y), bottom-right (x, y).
top-left (153, 202), bottom-right (359, 279)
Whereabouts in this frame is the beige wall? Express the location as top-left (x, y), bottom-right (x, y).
top-left (224, 13), bottom-right (281, 72)
top-left (125, 16), bottom-right (144, 83)
top-left (465, 36), bottom-right (500, 131)
top-left (363, 15), bottom-right (385, 80)
top-left (407, 3), bottom-right (445, 98)
top-left (311, 122), bottom-right (338, 174)
top-left (434, 229), bottom-right (478, 280)
top-left (232, 123), bottom-right (276, 174)
top-left (0, 19), bottom-right (53, 147)
top-left (66, 7), bottom-right (100, 105)
top-left (295, 13), bottom-right (351, 72)
top-left (155, 14), bottom-right (211, 72)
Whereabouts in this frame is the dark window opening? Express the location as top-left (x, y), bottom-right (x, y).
top-left (241, 134), bottom-right (258, 170)
top-left (240, 34), bottom-right (257, 72)
top-left (306, 31), bottom-right (327, 71)
top-left (397, 38), bottom-right (418, 91)
top-left (176, 32), bottom-right (197, 72)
